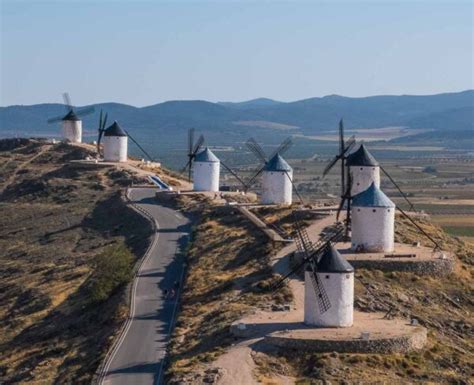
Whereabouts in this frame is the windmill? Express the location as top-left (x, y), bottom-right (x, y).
top-left (245, 137), bottom-right (304, 204)
top-left (47, 92), bottom-right (95, 143)
top-left (322, 119), bottom-right (356, 196)
top-left (272, 213), bottom-right (347, 315)
top-left (180, 128), bottom-right (205, 182)
top-left (96, 110), bottom-right (108, 156)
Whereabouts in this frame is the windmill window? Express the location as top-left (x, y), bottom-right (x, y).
top-left (357, 183), bottom-right (360, 186)
top-left (346, 274), bottom-right (350, 279)
top-left (373, 209), bottom-right (377, 213)
top-left (357, 209), bottom-right (361, 212)
top-left (387, 209), bottom-right (390, 212)
top-left (325, 275), bottom-right (330, 279)
top-left (360, 167), bottom-right (363, 170)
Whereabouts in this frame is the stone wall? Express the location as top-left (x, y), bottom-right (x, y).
top-left (265, 327), bottom-right (427, 354)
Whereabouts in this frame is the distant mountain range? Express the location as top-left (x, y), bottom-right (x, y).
top-left (1, 90), bottom-right (473, 155)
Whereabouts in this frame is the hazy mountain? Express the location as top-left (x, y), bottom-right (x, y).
top-left (1, 91), bottom-right (472, 141)
top-left (218, 98), bottom-right (284, 109)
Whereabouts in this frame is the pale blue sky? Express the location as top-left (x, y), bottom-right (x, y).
top-left (1, 0), bottom-right (473, 106)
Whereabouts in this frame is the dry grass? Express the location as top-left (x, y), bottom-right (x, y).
top-left (166, 196), bottom-right (292, 382)
top-left (0, 139), bottom-right (152, 384)
top-left (254, 217), bottom-right (474, 384)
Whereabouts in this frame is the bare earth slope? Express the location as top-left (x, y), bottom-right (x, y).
top-left (0, 139), bottom-right (153, 384)
top-left (166, 196), bottom-right (473, 384)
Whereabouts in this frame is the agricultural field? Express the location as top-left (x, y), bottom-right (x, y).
top-left (217, 142), bottom-right (474, 245)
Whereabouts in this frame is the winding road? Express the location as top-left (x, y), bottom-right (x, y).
top-left (99, 188), bottom-right (191, 385)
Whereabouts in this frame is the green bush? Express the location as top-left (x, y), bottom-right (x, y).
top-left (88, 244), bottom-right (134, 303)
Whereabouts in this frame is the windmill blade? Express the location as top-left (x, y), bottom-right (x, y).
top-left (220, 161), bottom-right (248, 190)
top-left (123, 129), bottom-right (154, 162)
top-left (380, 165), bottom-right (416, 212)
top-left (246, 138), bottom-right (267, 164)
top-left (62, 92), bottom-right (72, 110)
top-left (310, 270), bottom-right (331, 313)
top-left (97, 130), bottom-right (104, 154)
top-left (76, 106), bottom-right (95, 118)
top-left (271, 228), bottom-right (345, 292)
top-left (192, 134), bottom-right (204, 155)
top-left (180, 158), bottom-right (192, 175)
top-left (284, 171), bottom-right (305, 205)
top-left (98, 110), bottom-right (103, 130)
top-left (336, 195), bottom-right (347, 221)
top-left (339, 119), bottom-right (345, 154)
top-left (245, 164), bottom-right (266, 189)
top-left (102, 112), bottom-right (108, 130)
top-left (396, 205), bottom-right (441, 250)
top-left (322, 154), bottom-right (341, 177)
top-left (344, 135), bottom-right (356, 153)
top-left (188, 128), bottom-right (195, 155)
top-left (47, 115), bottom-right (64, 124)
top-left (269, 136), bottom-right (293, 159)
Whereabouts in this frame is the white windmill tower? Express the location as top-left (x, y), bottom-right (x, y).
top-left (101, 121), bottom-right (128, 162)
top-left (346, 144), bottom-right (380, 196)
top-left (351, 182), bottom-right (395, 252)
top-left (47, 93), bottom-right (94, 143)
top-left (261, 154), bottom-right (293, 205)
top-left (193, 147), bottom-right (220, 192)
top-left (304, 243), bottom-right (354, 327)
top-left (245, 137), bottom-right (295, 205)
top-left (272, 217), bottom-right (351, 328)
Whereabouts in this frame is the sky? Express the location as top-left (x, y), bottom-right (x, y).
top-left (1, 0), bottom-right (473, 106)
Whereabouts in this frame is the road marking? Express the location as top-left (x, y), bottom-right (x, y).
top-left (99, 189), bottom-right (160, 384)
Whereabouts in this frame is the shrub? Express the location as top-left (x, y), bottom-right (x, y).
top-left (88, 244), bottom-right (134, 303)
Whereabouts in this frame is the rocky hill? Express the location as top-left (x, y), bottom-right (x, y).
top-left (0, 139), bottom-right (153, 384)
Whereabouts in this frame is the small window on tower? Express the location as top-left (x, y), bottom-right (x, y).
top-left (325, 275), bottom-right (330, 279)
top-left (357, 183), bottom-right (360, 186)
top-left (360, 167), bottom-right (363, 170)
top-left (387, 209), bottom-right (390, 212)
top-left (346, 274), bottom-right (350, 279)
top-left (357, 209), bottom-right (361, 212)
top-left (373, 209), bottom-right (377, 212)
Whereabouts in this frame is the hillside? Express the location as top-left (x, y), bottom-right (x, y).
top-left (165, 196), bottom-right (473, 384)
top-left (0, 139), bottom-right (153, 384)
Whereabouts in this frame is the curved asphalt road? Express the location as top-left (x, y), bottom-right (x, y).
top-left (100, 188), bottom-right (191, 385)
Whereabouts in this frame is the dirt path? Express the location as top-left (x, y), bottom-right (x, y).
top-left (0, 144), bottom-right (52, 194)
top-left (211, 212), bottom-right (338, 385)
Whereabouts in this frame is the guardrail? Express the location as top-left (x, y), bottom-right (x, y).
top-left (148, 175), bottom-right (171, 190)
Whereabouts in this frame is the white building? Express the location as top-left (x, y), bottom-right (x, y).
top-left (193, 147), bottom-right (220, 192)
top-left (103, 121), bottom-right (128, 162)
top-left (304, 244), bottom-right (354, 327)
top-left (261, 153), bottom-right (293, 205)
top-left (346, 144), bottom-right (380, 196)
top-left (351, 182), bottom-right (395, 252)
top-left (62, 110), bottom-right (82, 143)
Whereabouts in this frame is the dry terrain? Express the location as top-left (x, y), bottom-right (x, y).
top-left (165, 194), bottom-right (292, 384)
top-left (166, 193), bottom-right (473, 384)
top-left (0, 139), bottom-right (153, 384)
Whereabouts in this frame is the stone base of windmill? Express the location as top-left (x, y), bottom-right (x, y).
top-left (311, 242), bottom-right (455, 276)
top-left (231, 311), bottom-right (427, 354)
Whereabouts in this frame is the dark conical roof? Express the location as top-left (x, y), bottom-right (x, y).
top-left (351, 182), bottom-right (395, 208)
top-left (264, 153), bottom-right (292, 172)
top-left (194, 147), bottom-right (219, 162)
top-left (62, 110), bottom-right (80, 121)
top-left (316, 244), bottom-right (354, 273)
top-left (346, 144), bottom-right (378, 167)
top-left (104, 121), bottom-right (127, 137)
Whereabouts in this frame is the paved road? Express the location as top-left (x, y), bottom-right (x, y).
top-left (100, 188), bottom-right (191, 385)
